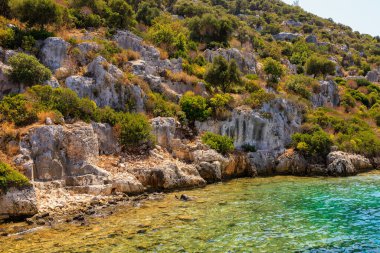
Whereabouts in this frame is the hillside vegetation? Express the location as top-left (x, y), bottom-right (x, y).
top-left (1, 0), bottom-right (380, 168)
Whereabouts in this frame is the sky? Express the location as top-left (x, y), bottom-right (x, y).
top-left (281, 0), bottom-right (380, 37)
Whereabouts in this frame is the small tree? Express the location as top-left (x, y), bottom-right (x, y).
top-left (204, 56), bottom-right (241, 92)
top-left (8, 53), bottom-right (52, 86)
top-left (305, 56), bottom-right (335, 78)
top-left (106, 0), bottom-right (136, 29)
top-left (180, 91), bottom-right (211, 123)
top-left (263, 57), bottom-right (284, 87)
top-left (10, 0), bottom-right (62, 27)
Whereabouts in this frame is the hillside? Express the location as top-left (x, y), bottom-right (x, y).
top-left (0, 0), bottom-right (380, 220)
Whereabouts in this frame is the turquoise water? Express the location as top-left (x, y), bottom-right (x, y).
top-left (1, 174), bottom-right (380, 252)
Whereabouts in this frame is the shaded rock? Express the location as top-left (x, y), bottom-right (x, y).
top-left (311, 80), bottom-right (340, 107)
top-left (276, 150), bottom-right (308, 175)
top-left (204, 48), bottom-right (256, 74)
top-left (274, 32), bottom-right (301, 41)
top-left (222, 153), bottom-right (257, 179)
top-left (91, 122), bottom-right (120, 155)
top-left (0, 187), bottom-right (38, 218)
top-left (248, 150), bottom-right (278, 176)
top-left (366, 71), bottom-right (379, 83)
top-left (39, 37), bottom-right (70, 71)
top-left (151, 117), bottom-right (177, 151)
top-left (306, 35), bottom-right (318, 44)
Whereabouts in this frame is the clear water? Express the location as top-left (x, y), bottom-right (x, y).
top-left (1, 174), bottom-right (380, 253)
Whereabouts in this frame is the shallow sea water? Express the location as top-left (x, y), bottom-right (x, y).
top-left (1, 173), bottom-right (380, 253)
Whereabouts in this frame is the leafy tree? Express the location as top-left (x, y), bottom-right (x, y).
top-left (290, 41), bottom-right (312, 65)
top-left (180, 91), bottom-right (211, 123)
top-left (305, 56), bottom-right (335, 78)
top-left (136, 2), bottom-right (160, 26)
top-left (204, 56), bottom-right (241, 92)
top-left (263, 57), bottom-right (284, 85)
top-left (8, 53), bottom-right (52, 86)
top-left (106, 0), bottom-right (136, 29)
top-left (201, 132), bottom-right (234, 155)
top-left (10, 0), bottom-right (62, 27)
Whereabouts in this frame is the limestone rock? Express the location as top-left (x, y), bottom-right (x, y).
top-left (0, 61), bottom-right (23, 99)
top-left (223, 153), bottom-right (257, 179)
top-left (74, 42), bottom-right (100, 66)
top-left (274, 32), bottom-right (301, 41)
top-left (311, 80), bottom-right (340, 107)
top-left (196, 98), bottom-right (303, 151)
top-left (248, 150), bottom-right (278, 176)
top-left (204, 48), bottom-right (256, 74)
top-left (151, 117), bottom-right (177, 151)
top-left (366, 71), bottom-right (379, 83)
top-left (306, 35), bottom-right (318, 44)
top-left (91, 122), bottom-right (120, 155)
top-left (0, 186), bottom-right (38, 218)
top-left (40, 37), bottom-right (70, 71)
top-left (66, 56), bottom-right (146, 111)
top-left (128, 162), bottom-right (206, 190)
top-left (276, 150), bottom-right (308, 175)
top-left (326, 151), bottom-right (372, 176)
top-left (111, 173), bottom-right (145, 194)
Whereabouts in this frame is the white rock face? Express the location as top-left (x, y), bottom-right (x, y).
top-left (40, 37), bottom-right (70, 71)
top-left (204, 48), bottom-right (257, 74)
top-left (65, 56), bottom-right (146, 112)
top-left (274, 32), bottom-right (301, 41)
top-left (311, 80), bottom-right (340, 107)
top-left (326, 151), bottom-right (372, 176)
top-left (196, 98), bottom-right (303, 151)
top-left (0, 61), bottom-right (24, 99)
top-left (0, 187), bottom-right (38, 217)
top-left (151, 117), bottom-right (177, 151)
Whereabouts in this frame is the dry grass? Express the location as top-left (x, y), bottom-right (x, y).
top-left (111, 50), bottom-right (141, 68)
top-left (131, 76), bottom-right (151, 94)
top-left (159, 49), bottom-right (169, 60)
top-left (166, 70), bottom-right (200, 86)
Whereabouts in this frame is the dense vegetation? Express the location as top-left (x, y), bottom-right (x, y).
top-left (0, 162), bottom-right (30, 192)
top-left (0, 0), bottom-right (380, 158)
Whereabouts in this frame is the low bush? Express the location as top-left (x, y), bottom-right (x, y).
top-left (291, 126), bottom-right (332, 157)
top-left (180, 92), bottom-right (211, 123)
top-left (145, 93), bottom-right (180, 117)
top-left (285, 75), bottom-right (317, 99)
top-left (0, 162), bottom-right (30, 192)
top-left (8, 53), bottom-right (52, 86)
top-left (201, 132), bottom-right (234, 155)
top-left (244, 89), bottom-right (275, 109)
top-left (0, 94), bottom-right (38, 126)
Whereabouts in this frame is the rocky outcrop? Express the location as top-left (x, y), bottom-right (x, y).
top-left (73, 42), bottom-right (100, 66)
top-left (0, 186), bottom-right (38, 218)
top-left (223, 153), bottom-right (257, 179)
top-left (192, 149), bottom-right (229, 183)
top-left (275, 150), bottom-right (308, 175)
top-left (274, 32), bottom-right (301, 41)
top-left (204, 48), bottom-right (257, 74)
top-left (128, 162), bottom-right (206, 190)
top-left (39, 37), bottom-right (70, 71)
top-left (91, 122), bottom-right (120, 155)
top-left (65, 56), bottom-right (146, 112)
top-left (366, 71), bottom-right (379, 83)
top-left (196, 98), bottom-right (303, 151)
top-left (151, 117), bottom-right (177, 151)
top-left (0, 61), bottom-right (23, 99)
top-left (326, 151), bottom-right (372, 176)
top-left (311, 80), bottom-right (340, 107)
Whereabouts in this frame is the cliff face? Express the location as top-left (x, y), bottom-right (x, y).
top-left (196, 98), bottom-right (303, 151)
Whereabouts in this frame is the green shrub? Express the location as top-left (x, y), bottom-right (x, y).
top-left (263, 57), bottom-right (284, 86)
top-left (0, 28), bottom-right (15, 48)
top-left (204, 56), bottom-right (241, 92)
top-left (0, 94), bottom-right (37, 126)
top-left (136, 2), bottom-right (161, 26)
top-left (10, 0), bottom-right (62, 27)
top-left (106, 0), bottom-right (136, 29)
top-left (201, 132), bottom-right (234, 155)
top-left (8, 53), bottom-right (52, 86)
top-left (0, 162), bottom-right (30, 192)
top-left (145, 93), bottom-right (179, 118)
top-left (285, 75), bottom-right (317, 99)
top-left (180, 92), bottom-right (211, 123)
top-left (244, 89), bottom-right (275, 109)
top-left (209, 93), bottom-right (233, 120)
top-left (117, 113), bottom-right (154, 151)
top-left (292, 126), bottom-right (332, 157)
top-left (305, 55), bottom-right (335, 78)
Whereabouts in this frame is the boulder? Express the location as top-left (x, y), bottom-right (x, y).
top-left (276, 150), bottom-right (308, 175)
top-left (0, 186), bottom-right (38, 218)
top-left (128, 162), bottom-right (206, 190)
top-left (74, 42), bottom-right (100, 66)
top-left (111, 173), bottom-right (145, 194)
top-left (274, 32), bottom-right (301, 41)
top-left (192, 149), bottom-right (229, 183)
top-left (366, 71), bottom-right (379, 83)
top-left (326, 151), bottom-right (372, 176)
top-left (248, 150), bottom-right (278, 176)
top-left (39, 37), bottom-right (70, 71)
top-left (204, 48), bottom-right (256, 74)
top-left (306, 35), bottom-right (318, 44)
top-left (282, 20), bottom-right (303, 27)
top-left (0, 61), bottom-right (23, 99)
top-left (222, 153), bottom-right (257, 179)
